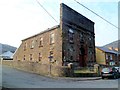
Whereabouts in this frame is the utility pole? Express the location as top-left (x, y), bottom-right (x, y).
top-left (48, 55), bottom-right (53, 76)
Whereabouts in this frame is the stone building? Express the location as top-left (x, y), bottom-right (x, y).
top-left (13, 3), bottom-right (96, 69)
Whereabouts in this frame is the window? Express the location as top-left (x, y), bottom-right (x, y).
top-left (89, 50), bottom-right (92, 55)
top-left (69, 46), bottom-right (74, 52)
top-left (50, 51), bottom-right (53, 56)
top-left (70, 56), bottom-right (73, 61)
top-left (89, 37), bottom-right (92, 41)
top-left (30, 54), bottom-right (32, 61)
top-left (110, 62), bottom-right (115, 65)
top-left (38, 53), bottom-right (42, 61)
top-left (49, 51), bottom-right (54, 62)
top-left (23, 55), bottom-right (25, 60)
top-left (80, 32), bottom-right (83, 38)
top-left (106, 54), bottom-right (108, 59)
top-left (31, 40), bottom-right (35, 49)
top-left (24, 42), bottom-right (27, 51)
top-left (68, 29), bottom-right (74, 43)
top-left (69, 29), bottom-right (74, 33)
top-left (80, 32), bottom-right (84, 42)
top-left (50, 33), bottom-right (55, 44)
top-left (110, 54), bottom-right (112, 60)
top-left (39, 37), bottom-right (43, 47)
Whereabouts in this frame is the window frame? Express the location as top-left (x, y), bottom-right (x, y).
top-left (50, 33), bottom-right (55, 44)
top-left (39, 37), bottom-right (43, 47)
top-left (68, 29), bottom-right (74, 43)
top-left (31, 40), bottom-right (35, 49)
top-left (110, 54), bottom-right (112, 60)
top-left (106, 54), bottom-right (109, 60)
top-left (24, 42), bottom-right (27, 51)
top-left (23, 55), bottom-right (26, 60)
top-left (30, 54), bottom-right (32, 61)
top-left (38, 53), bottom-right (42, 61)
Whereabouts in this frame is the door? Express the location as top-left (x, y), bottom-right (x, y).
top-left (79, 46), bottom-right (86, 67)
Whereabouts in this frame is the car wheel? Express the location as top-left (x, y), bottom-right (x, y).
top-left (102, 76), bottom-right (104, 79)
top-left (113, 75), bottom-right (116, 79)
top-left (117, 75), bottom-right (119, 79)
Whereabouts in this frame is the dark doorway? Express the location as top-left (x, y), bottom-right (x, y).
top-left (79, 45), bottom-right (86, 67)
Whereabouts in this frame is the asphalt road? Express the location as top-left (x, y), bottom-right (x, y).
top-left (1, 65), bottom-right (119, 88)
top-left (0, 64), bottom-right (2, 90)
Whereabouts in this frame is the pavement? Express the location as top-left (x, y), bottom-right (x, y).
top-left (2, 65), bottom-right (118, 88)
top-left (2, 64), bottom-right (102, 81)
top-left (45, 75), bottom-right (102, 81)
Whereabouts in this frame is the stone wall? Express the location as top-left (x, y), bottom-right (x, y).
top-left (2, 60), bottom-right (70, 77)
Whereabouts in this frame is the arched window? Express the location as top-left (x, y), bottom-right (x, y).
top-left (68, 29), bottom-right (74, 43)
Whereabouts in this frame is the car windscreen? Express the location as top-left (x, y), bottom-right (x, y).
top-left (102, 68), bottom-right (110, 72)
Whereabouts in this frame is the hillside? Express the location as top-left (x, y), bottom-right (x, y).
top-left (103, 40), bottom-right (120, 49)
top-left (0, 43), bottom-right (17, 54)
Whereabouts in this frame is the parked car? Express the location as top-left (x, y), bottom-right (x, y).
top-left (101, 67), bottom-right (119, 79)
top-left (114, 67), bottom-right (120, 77)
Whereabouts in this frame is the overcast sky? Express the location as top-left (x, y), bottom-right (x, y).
top-left (0, 0), bottom-right (119, 48)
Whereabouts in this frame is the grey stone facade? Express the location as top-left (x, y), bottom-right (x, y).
top-left (61, 3), bottom-right (96, 67)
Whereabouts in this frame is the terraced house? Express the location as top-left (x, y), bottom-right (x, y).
top-left (96, 40), bottom-right (120, 66)
top-left (13, 3), bottom-right (96, 75)
top-left (96, 46), bottom-right (118, 66)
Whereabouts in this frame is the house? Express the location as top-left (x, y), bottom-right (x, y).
top-left (102, 40), bottom-right (120, 65)
top-left (96, 46), bottom-right (118, 66)
top-left (0, 43), bottom-right (16, 60)
top-left (0, 43), bottom-right (17, 54)
top-left (13, 3), bottom-right (96, 74)
top-left (0, 51), bottom-right (14, 60)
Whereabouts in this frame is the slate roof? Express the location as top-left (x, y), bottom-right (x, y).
top-left (96, 46), bottom-right (118, 54)
top-left (22, 25), bottom-right (60, 41)
top-left (0, 51), bottom-right (14, 59)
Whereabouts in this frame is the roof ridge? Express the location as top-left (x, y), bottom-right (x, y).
top-left (22, 25), bottom-right (60, 41)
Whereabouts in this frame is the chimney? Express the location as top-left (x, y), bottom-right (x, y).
top-left (114, 48), bottom-right (118, 51)
top-left (108, 47), bottom-right (113, 50)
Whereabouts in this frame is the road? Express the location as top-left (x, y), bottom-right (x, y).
top-left (1, 65), bottom-right (119, 88)
top-left (0, 64), bottom-right (2, 90)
